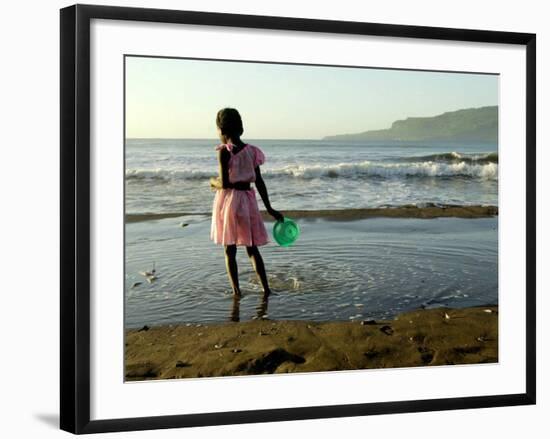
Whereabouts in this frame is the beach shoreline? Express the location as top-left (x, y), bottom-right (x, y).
top-left (125, 204), bottom-right (498, 223)
top-left (125, 305), bottom-right (498, 381)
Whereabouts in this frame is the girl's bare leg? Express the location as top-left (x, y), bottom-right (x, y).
top-left (224, 245), bottom-right (241, 296)
top-left (246, 246), bottom-right (271, 295)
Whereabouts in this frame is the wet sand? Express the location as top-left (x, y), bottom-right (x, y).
top-left (125, 204), bottom-right (498, 223)
top-left (125, 305), bottom-right (498, 381)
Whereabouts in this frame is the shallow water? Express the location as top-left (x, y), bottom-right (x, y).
top-left (125, 216), bottom-right (498, 328)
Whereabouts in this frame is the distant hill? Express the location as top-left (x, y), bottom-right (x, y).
top-left (323, 106), bottom-right (498, 142)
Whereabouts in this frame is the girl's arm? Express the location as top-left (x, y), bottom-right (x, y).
top-left (210, 149), bottom-right (232, 190)
top-left (254, 166), bottom-right (283, 221)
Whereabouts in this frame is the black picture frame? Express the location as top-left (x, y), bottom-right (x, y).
top-left (60, 3), bottom-right (536, 434)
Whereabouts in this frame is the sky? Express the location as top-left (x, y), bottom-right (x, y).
top-left (125, 56), bottom-right (498, 140)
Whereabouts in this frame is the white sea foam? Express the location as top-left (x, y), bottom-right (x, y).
top-left (125, 168), bottom-right (212, 181)
top-left (126, 160), bottom-right (498, 182)
top-left (270, 160), bottom-right (498, 180)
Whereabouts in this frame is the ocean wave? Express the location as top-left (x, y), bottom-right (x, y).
top-left (126, 160), bottom-right (498, 182)
top-left (398, 151), bottom-right (498, 164)
top-left (126, 169), bottom-right (212, 182)
top-left (268, 161), bottom-right (497, 180)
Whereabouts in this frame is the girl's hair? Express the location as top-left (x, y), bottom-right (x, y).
top-left (216, 108), bottom-right (244, 137)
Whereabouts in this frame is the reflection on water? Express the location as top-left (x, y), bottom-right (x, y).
top-left (125, 216), bottom-right (498, 328)
top-left (229, 295), bottom-right (240, 322)
top-left (229, 293), bottom-right (270, 322)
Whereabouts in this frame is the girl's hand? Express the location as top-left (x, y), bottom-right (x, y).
top-left (210, 177), bottom-right (221, 191)
top-left (268, 207), bottom-right (284, 222)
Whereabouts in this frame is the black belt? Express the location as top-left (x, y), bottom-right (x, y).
top-left (230, 182), bottom-right (251, 191)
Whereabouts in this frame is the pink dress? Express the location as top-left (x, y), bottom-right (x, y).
top-left (210, 143), bottom-right (270, 247)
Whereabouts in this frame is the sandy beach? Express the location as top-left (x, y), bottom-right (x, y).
top-left (125, 305), bottom-right (498, 381)
top-left (125, 204), bottom-right (498, 223)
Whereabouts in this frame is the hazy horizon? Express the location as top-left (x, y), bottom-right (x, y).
top-left (125, 56), bottom-right (498, 139)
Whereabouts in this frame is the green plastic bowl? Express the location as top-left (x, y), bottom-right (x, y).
top-left (273, 217), bottom-right (300, 247)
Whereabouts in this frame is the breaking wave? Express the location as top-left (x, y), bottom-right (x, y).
top-left (398, 151), bottom-right (498, 164)
top-left (126, 159), bottom-right (498, 183)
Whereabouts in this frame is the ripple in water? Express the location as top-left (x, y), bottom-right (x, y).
top-left (125, 216), bottom-right (497, 328)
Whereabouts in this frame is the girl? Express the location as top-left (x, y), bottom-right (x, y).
top-left (210, 108), bottom-right (283, 297)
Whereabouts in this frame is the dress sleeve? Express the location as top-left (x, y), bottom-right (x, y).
top-left (252, 146), bottom-right (266, 167)
top-left (215, 143), bottom-right (232, 152)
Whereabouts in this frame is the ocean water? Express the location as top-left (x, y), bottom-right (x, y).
top-left (125, 139), bottom-right (498, 215)
top-left (124, 139), bottom-right (498, 328)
